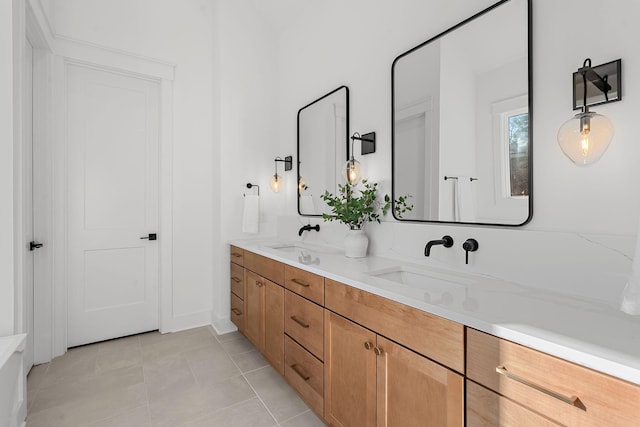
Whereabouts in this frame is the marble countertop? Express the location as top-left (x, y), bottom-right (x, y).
top-left (230, 239), bottom-right (640, 386)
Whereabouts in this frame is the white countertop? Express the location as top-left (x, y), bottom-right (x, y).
top-left (231, 239), bottom-right (640, 386)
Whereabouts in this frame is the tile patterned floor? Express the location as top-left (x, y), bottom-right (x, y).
top-left (26, 327), bottom-right (325, 426)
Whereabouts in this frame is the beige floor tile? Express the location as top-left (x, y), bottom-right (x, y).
top-left (183, 397), bottom-right (277, 427)
top-left (95, 347), bottom-right (142, 375)
top-left (30, 365), bottom-right (144, 414)
top-left (144, 354), bottom-right (197, 402)
top-left (181, 338), bottom-right (226, 363)
top-left (86, 405), bottom-right (151, 427)
top-left (97, 334), bottom-right (141, 355)
top-left (26, 383), bottom-right (147, 427)
top-left (41, 347), bottom-right (100, 387)
top-left (219, 334), bottom-right (256, 355)
top-left (280, 410), bottom-right (326, 427)
top-left (231, 350), bottom-right (269, 373)
top-left (141, 329), bottom-right (218, 363)
top-left (244, 366), bottom-right (309, 422)
top-left (26, 327), bottom-right (317, 426)
top-left (27, 363), bottom-right (49, 411)
top-left (215, 330), bottom-right (245, 343)
top-left (27, 363), bottom-right (49, 391)
top-left (189, 351), bottom-right (241, 386)
top-left (148, 375), bottom-right (256, 426)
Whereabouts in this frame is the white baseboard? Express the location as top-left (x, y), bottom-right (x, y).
top-left (162, 310), bottom-right (212, 333)
top-left (211, 318), bottom-right (237, 336)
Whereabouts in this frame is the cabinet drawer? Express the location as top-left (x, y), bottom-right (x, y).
top-left (284, 336), bottom-right (324, 418)
top-left (285, 265), bottom-right (324, 305)
top-left (466, 380), bottom-right (560, 427)
top-left (230, 263), bottom-right (244, 299)
top-left (467, 328), bottom-right (640, 426)
top-left (325, 279), bottom-right (464, 373)
top-left (230, 293), bottom-right (244, 332)
top-left (244, 251), bottom-right (284, 285)
top-left (285, 290), bottom-right (324, 361)
top-left (230, 245), bottom-right (244, 266)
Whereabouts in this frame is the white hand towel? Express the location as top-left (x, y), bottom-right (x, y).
top-left (242, 195), bottom-right (260, 234)
top-left (622, 217), bottom-right (640, 315)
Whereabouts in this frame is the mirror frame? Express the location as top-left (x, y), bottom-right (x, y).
top-left (391, 0), bottom-right (533, 226)
top-left (297, 85), bottom-right (350, 217)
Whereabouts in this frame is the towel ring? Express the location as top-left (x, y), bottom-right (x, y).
top-left (245, 183), bottom-right (260, 196)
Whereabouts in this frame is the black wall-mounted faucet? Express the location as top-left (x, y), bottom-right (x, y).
top-left (424, 235), bottom-right (454, 256)
top-left (298, 224), bottom-right (320, 236)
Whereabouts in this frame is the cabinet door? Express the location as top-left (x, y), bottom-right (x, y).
top-left (264, 279), bottom-right (284, 375)
top-left (376, 336), bottom-right (464, 427)
top-left (230, 293), bottom-right (244, 333)
top-left (325, 310), bottom-right (377, 427)
top-left (244, 270), bottom-right (263, 350)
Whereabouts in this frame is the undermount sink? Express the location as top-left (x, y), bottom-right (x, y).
top-left (366, 265), bottom-right (476, 289)
top-left (263, 242), bottom-right (337, 254)
top-left (265, 243), bottom-right (308, 252)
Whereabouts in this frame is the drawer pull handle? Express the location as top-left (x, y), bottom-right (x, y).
top-left (290, 316), bottom-right (310, 328)
top-left (364, 341), bottom-right (373, 350)
top-left (374, 346), bottom-right (383, 356)
top-left (290, 363), bottom-right (310, 381)
top-left (255, 282), bottom-right (263, 287)
top-left (231, 308), bottom-right (242, 315)
top-left (231, 277), bottom-right (241, 283)
top-left (496, 366), bottom-right (583, 409)
top-left (291, 278), bottom-right (310, 288)
top-left (232, 253), bottom-right (242, 258)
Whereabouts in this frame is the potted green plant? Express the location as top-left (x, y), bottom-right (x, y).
top-left (320, 179), bottom-right (412, 257)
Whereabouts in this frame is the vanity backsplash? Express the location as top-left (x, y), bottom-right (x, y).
top-left (279, 215), bottom-right (634, 309)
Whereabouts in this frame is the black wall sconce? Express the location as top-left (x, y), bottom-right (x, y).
top-left (557, 58), bottom-right (622, 165)
top-left (270, 155), bottom-right (292, 193)
top-left (343, 132), bottom-right (376, 185)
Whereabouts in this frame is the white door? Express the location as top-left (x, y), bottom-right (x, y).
top-left (67, 64), bottom-right (160, 347)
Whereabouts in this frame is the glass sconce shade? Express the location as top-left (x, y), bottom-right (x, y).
top-left (298, 176), bottom-right (307, 193)
top-left (557, 111), bottom-right (613, 166)
top-left (342, 158), bottom-right (361, 185)
top-left (270, 174), bottom-right (283, 192)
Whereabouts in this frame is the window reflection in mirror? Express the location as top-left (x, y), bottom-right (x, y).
top-left (392, 0), bottom-right (531, 226)
top-left (297, 86), bottom-right (349, 216)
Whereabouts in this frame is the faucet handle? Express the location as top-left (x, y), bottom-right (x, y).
top-left (463, 238), bottom-right (479, 264)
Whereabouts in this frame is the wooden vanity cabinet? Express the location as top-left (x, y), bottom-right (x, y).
top-left (282, 265), bottom-right (326, 419)
top-left (244, 269), bottom-right (284, 375)
top-left (229, 246), bottom-right (245, 332)
top-left (466, 328), bottom-right (640, 427)
top-left (466, 380), bottom-right (561, 426)
top-left (324, 280), bottom-right (465, 427)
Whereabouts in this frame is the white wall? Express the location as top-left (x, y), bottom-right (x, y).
top-left (1, 0), bottom-right (17, 336)
top-left (274, 0), bottom-right (640, 306)
top-left (51, 0), bottom-right (217, 328)
top-left (214, 0), bottom-right (281, 330)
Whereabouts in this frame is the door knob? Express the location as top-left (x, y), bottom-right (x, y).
top-left (140, 233), bottom-right (157, 241)
top-left (29, 241), bottom-right (43, 251)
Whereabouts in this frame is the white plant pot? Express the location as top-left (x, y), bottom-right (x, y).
top-left (344, 229), bottom-right (368, 258)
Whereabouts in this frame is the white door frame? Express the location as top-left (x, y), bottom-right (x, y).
top-left (20, 0), bottom-right (176, 362)
top-left (49, 42), bottom-right (175, 358)
top-left (20, 0), bottom-right (54, 365)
